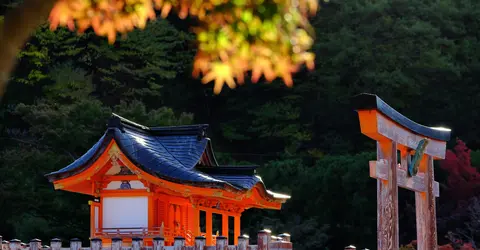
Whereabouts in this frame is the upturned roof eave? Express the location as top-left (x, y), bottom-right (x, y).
top-left (44, 116), bottom-right (285, 203)
top-left (44, 131), bottom-right (114, 181)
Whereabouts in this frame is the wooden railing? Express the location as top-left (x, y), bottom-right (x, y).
top-left (199, 232), bottom-right (218, 246)
top-left (93, 226), bottom-right (194, 245)
top-left (93, 227), bottom-right (162, 238)
top-left (184, 230), bottom-right (193, 246)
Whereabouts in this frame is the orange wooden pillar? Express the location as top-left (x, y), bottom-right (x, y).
top-left (98, 201), bottom-right (103, 232)
top-left (222, 213), bottom-right (229, 238)
top-left (192, 207), bottom-right (200, 236)
top-left (175, 205), bottom-right (181, 234)
top-left (148, 196), bottom-right (154, 229)
top-left (416, 155), bottom-right (437, 250)
top-left (206, 210), bottom-right (213, 246)
top-left (169, 204), bottom-right (175, 230)
top-left (89, 200), bottom-right (95, 237)
top-left (179, 205), bottom-right (183, 231)
top-left (234, 215), bottom-right (240, 245)
top-left (89, 200), bottom-right (101, 238)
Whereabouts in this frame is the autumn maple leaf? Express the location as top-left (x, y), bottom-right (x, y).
top-left (44, 0), bottom-right (318, 95)
top-left (201, 62), bottom-right (236, 94)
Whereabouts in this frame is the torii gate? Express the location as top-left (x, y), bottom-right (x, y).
top-left (352, 93), bottom-right (451, 250)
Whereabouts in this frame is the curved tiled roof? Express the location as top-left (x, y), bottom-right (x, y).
top-left (46, 114), bottom-right (266, 192)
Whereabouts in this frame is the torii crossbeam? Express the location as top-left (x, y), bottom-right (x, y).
top-left (352, 93), bottom-right (451, 250)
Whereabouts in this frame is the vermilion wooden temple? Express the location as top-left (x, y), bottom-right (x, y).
top-left (46, 114), bottom-right (290, 246)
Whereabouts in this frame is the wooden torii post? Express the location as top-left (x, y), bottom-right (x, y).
top-left (352, 93), bottom-right (451, 250)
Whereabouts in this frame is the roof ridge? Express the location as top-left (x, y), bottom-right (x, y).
top-left (111, 113), bottom-right (149, 130)
top-left (109, 113), bottom-right (209, 138)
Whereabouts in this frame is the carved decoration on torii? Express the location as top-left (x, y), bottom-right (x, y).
top-left (408, 138), bottom-right (429, 177)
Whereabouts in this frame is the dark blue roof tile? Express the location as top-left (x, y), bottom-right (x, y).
top-left (209, 174), bottom-right (261, 190)
top-left (46, 114), bottom-right (264, 191)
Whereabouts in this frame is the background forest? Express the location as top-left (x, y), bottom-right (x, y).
top-left (2, 0), bottom-right (480, 249)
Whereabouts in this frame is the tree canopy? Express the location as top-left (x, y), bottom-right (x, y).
top-left (0, 0), bottom-right (319, 97)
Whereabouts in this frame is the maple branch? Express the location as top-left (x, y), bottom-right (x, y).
top-left (0, 0), bottom-right (56, 101)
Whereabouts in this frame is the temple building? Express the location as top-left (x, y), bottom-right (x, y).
top-left (46, 114), bottom-right (290, 246)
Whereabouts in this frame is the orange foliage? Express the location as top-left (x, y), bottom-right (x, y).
top-left (48, 0), bottom-right (318, 93)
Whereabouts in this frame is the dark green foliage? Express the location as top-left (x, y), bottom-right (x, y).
top-left (240, 153), bottom-right (376, 249)
top-left (84, 19), bottom-right (193, 103)
top-left (0, 147), bottom-right (90, 241)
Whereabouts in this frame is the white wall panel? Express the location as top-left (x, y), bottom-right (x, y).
top-left (102, 197), bottom-right (148, 230)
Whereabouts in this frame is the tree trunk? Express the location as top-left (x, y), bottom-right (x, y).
top-left (0, 0), bottom-right (56, 101)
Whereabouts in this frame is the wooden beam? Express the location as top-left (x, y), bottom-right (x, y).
top-left (194, 206), bottom-right (243, 218)
top-left (154, 187), bottom-right (190, 201)
top-left (358, 110), bottom-right (447, 159)
top-left (190, 197), bottom-right (245, 216)
top-left (369, 160), bottom-right (440, 197)
top-left (100, 189), bottom-right (153, 197)
top-left (102, 175), bottom-right (140, 181)
top-left (376, 141), bottom-right (399, 250)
